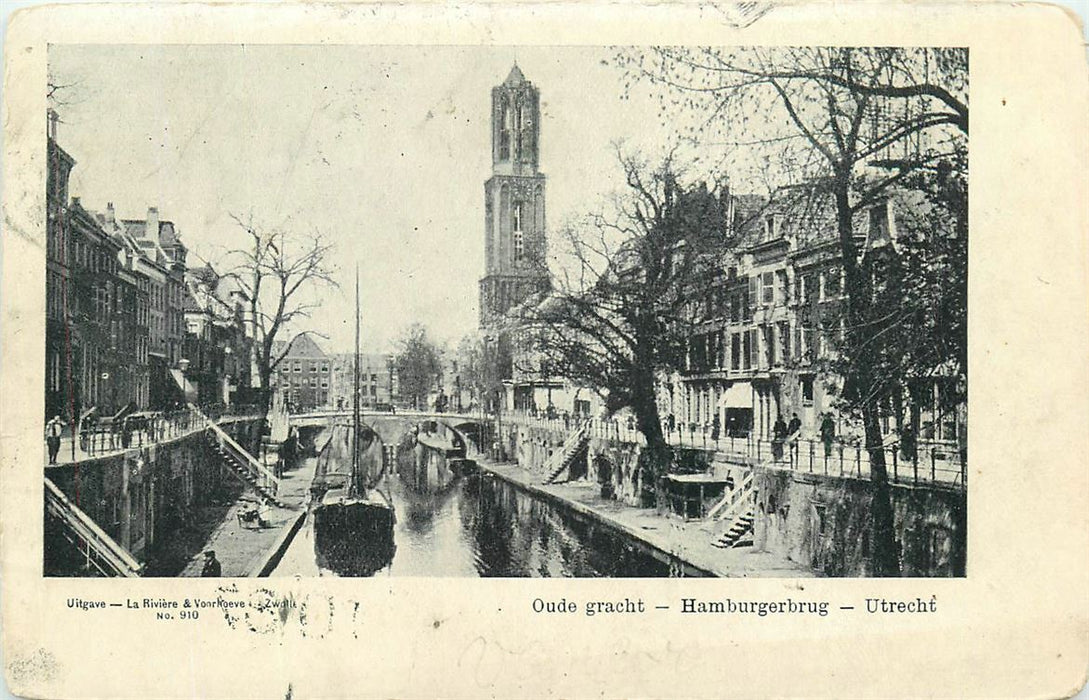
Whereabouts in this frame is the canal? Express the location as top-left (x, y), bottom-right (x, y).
top-left (271, 429), bottom-right (678, 577)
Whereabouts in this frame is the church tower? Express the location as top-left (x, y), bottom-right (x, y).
top-left (479, 64), bottom-right (549, 328)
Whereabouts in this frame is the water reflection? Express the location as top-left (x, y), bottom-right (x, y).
top-left (275, 433), bottom-right (675, 577)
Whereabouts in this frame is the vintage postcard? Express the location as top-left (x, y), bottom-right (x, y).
top-left (2, 2), bottom-right (1087, 698)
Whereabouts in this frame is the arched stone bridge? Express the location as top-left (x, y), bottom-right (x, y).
top-left (288, 410), bottom-right (490, 455)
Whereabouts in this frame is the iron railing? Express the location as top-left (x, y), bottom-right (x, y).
top-left (46, 403), bottom-right (262, 463)
top-left (502, 409), bottom-right (966, 489)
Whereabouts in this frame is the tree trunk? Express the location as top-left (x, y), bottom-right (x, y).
top-left (631, 369), bottom-right (670, 507)
top-left (833, 165), bottom-right (901, 577)
top-left (864, 404), bottom-right (899, 575)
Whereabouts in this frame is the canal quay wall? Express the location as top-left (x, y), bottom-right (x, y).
top-left (497, 419), bottom-right (964, 578)
top-left (46, 417), bottom-right (262, 568)
top-left (754, 467), bottom-right (966, 577)
top-left (505, 422), bottom-right (646, 507)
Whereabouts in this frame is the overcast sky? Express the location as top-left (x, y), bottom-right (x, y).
top-left (49, 44), bottom-right (693, 354)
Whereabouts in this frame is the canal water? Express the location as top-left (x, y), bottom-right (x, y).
top-left (271, 430), bottom-right (675, 577)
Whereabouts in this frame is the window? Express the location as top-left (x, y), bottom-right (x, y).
top-left (824, 266), bottom-right (842, 299)
top-left (801, 376), bottom-right (814, 405)
top-left (776, 270), bottom-right (788, 306)
top-left (762, 324), bottom-right (774, 368)
top-left (512, 202), bottom-right (525, 263)
top-left (370, 374), bottom-right (378, 382)
top-left (321, 363), bottom-right (329, 373)
top-left (761, 272), bottom-right (774, 306)
top-left (778, 321), bottom-right (790, 364)
top-left (294, 362), bottom-right (301, 373)
top-left (742, 330), bottom-right (752, 370)
top-left (321, 380), bottom-right (328, 389)
top-left (513, 230), bottom-right (525, 263)
top-left (499, 100), bottom-right (512, 160)
top-left (310, 377), bottom-right (317, 387)
top-left (731, 334), bottom-right (741, 370)
top-left (764, 214), bottom-right (776, 241)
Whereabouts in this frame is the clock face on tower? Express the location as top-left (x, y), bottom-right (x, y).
top-left (479, 65), bottom-right (550, 328)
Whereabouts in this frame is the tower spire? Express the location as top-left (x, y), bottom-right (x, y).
top-left (480, 65), bottom-right (549, 328)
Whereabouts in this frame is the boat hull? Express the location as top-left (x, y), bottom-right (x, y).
top-left (312, 497), bottom-right (396, 577)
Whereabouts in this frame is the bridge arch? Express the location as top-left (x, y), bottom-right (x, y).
top-left (287, 411), bottom-right (489, 457)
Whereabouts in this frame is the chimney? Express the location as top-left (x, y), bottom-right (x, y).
top-left (105, 202), bottom-right (115, 225)
top-left (47, 109), bottom-right (58, 141)
top-left (146, 206), bottom-right (159, 241)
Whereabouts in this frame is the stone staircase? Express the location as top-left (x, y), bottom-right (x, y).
top-left (707, 469), bottom-right (756, 549)
top-left (712, 508), bottom-right (755, 549)
top-left (191, 405), bottom-right (287, 508)
top-left (543, 421), bottom-right (591, 484)
top-left (44, 477), bottom-right (143, 577)
top-left (207, 435), bottom-right (287, 508)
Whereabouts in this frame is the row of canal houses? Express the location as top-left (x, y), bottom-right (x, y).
top-left (45, 110), bottom-right (253, 424)
top-left (662, 184), bottom-right (964, 447)
top-left (509, 182), bottom-right (965, 450)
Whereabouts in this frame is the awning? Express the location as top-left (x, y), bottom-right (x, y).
top-left (169, 369), bottom-right (199, 403)
top-left (718, 382), bottom-right (753, 409)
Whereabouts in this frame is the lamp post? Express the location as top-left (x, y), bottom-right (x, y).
top-left (178, 357), bottom-right (190, 408)
top-left (223, 345), bottom-right (233, 407)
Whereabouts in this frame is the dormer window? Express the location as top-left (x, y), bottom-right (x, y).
top-left (764, 214), bottom-right (778, 241)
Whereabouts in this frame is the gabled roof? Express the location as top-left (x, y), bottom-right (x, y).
top-left (278, 333), bottom-right (327, 359)
top-left (121, 219), bottom-right (150, 239)
top-left (182, 289), bottom-right (205, 314)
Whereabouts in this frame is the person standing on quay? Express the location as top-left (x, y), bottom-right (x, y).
top-left (46, 415), bottom-right (65, 464)
top-left (787, 413), bottom-right (802, 463)
top-left (772, 415), bottom-right (787, 462)
top-left (820, 413), bottom-right (836, 460)
top-left (201, 550), bottom-right (221, 577)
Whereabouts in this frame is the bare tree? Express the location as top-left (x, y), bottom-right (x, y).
top-left (625, 46), bottom-right (968, 575)
top-left (225, 214), bottom-right (337, 414)
top-left (522, 150), bottom-right (740, 501)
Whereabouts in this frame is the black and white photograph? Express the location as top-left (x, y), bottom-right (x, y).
top-left (41, 44), bottom-right (968, 579)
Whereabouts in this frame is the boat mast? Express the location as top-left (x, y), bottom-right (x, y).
top-left (351, 264), bottom-right (361, 497)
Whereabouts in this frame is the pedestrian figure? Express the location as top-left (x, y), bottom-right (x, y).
top-left (46, 415), bottom-right (65, 464)
top-left (901, 422), bottom-right (918, 463)
top-left (820, 413), bottom-right (836, 459)
top-left (787, 412), bottom-right (802, 462)
top-left (772, 415), bottom-right (788, 461)
top-left (711, 413), bottom-right (721, 441)
top-left (201, 550), bottom-right (221, 577)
